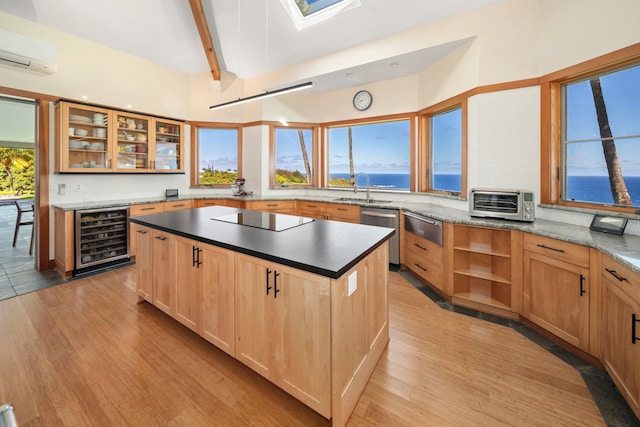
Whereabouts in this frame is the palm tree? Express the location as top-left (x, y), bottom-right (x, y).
top-left (0, 148), bottom-right (34, 196)
top-left (348, 127), bottom-right (355, 186)
top-left (589, 78), bottom-right (632, 205)
top-left (297, 130), bottom-right (312, 184)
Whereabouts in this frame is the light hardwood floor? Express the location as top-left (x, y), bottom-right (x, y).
top-left (0, 266), bottom-right (604, 426)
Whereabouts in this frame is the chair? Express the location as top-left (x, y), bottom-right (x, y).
top-left (13, 200), bottom-right (34, 255)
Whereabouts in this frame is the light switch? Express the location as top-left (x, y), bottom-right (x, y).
top-left (348, 271), bottom-right (357, 297)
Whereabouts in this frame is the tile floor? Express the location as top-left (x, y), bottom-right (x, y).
top-left (0, 202), bottom-right (67, 301)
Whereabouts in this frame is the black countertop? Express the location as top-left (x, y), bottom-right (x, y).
top-left (129, 206), bottom-right (395, 279)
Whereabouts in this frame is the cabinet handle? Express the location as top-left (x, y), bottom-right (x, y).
top-left (108, 159), bottom-right (112, 169)
top-left (579, 274), bottom-right (586, 296)
top-left (337, 208), bottom-right (347, 211)
top-left (192, 246), bottom-right (197, 267)
top-left (172, 204), bottom-right (185, 208)
top-left (633, 314), bottom-right (639, 344)
top-left (266, 268), bottom-right (273, 295)
top-left (537, 244), bottom-right (565, 253)
top-left (605, 268), bottom-right (628, 282)
top-left (141, 207), bottom-right (155, 211)
top-left (307, 205), bottom-right (317, 208)
top-left (154, 235), bottom-right (166, 241)
top-left (267, 204), bottom-right (277, 207)
top-left (136, 229), bottom-right (147, 234)
top-left (414, 263), bottom-right (427, 272)
top-left (274, 271), bottom-right (280, 298)
top-left (197, 248), bottom-right (202, 268)
top-left (414, 243), bottom-right (427, 251)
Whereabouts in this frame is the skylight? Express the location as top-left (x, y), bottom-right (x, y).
top-left (280, 0), bottom-right (362, 30)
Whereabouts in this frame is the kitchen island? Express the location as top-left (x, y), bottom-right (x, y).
top-left (129, 206), bottom-right (394, 426)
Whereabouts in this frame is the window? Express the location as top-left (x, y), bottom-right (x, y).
top-left (562, 63), bottom-right (640, 208)
top-left (192, 125), bottom-right (242, 186)
top-left (419, 99), bottom-right (466, 196)
top-left (279, 0), bottom-right (361, 30)
top-left (271, 126), bottom-right (316, 187)
top-left (326, 118), bottom-right (412, 191)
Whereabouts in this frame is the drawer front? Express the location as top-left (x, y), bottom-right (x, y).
top-left (164, 200), bottom-right (193, 211)
top-left (405, 250), bottom-right (443, 289)
top-left (326, 204), bottom-right (360, 223)
top-left (602, 254), bottom-right (640, 302)
top-left (296, 202), bottom-right (325, 213)
top-left (130, 203), bottom-right (164, 216)
top-left (298, 209), bottom-right (326, 220)
top-left (523, 233), bottom-right (590, 268)
top-left (405, 231), bottom-right (443, 265)
top-left (247, 201), bottom-right (294, 213)
top-left (196, 199), bottom-right (224, 208)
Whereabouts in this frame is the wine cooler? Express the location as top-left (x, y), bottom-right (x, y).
top-left (75, 206), bottom-right (130, 275)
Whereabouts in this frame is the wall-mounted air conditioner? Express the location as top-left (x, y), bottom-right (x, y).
top-left (0, 29), bottom-right (57, 75)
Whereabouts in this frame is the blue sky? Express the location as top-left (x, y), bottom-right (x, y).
top-left (198, 128), bottom-right (238, 172)
top-left (566, 64), bottom-right (640, 177)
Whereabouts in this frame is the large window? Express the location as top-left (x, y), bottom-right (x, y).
top-left (419, 99), bottom-right (466, 196)
top-left (192, 125), bottom-right (241, 186)
top-left (271, 126), bottom-right (316, 187)
top-left (326, 118), bottom-right (412, 190)
top-left (562, 64), bottom-right (640, 208)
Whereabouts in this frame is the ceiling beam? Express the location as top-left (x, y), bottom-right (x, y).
top-left (188, 0), bottom-right (221, 81)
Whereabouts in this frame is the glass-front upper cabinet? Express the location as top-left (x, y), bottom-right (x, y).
top-left (152, 118), bottom-right (183, 172)
top-left (55, 101), bottom-right (185, 174)
top-left (55, 102), bottom-right (113, 172)
top-left (113, 111), bottom-right (151, 172)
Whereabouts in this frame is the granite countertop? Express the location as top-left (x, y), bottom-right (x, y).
top-left (54, 194), bottom-right (640, 274)
top-left (129, 206), bottom-right (394, 279)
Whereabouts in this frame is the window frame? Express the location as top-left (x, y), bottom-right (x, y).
top-left (269, 123), bottom-right (319, 188)
top-left (190, 122), bottom-right (243, 188)
top-left (418, 96), bottom-right (467, 197)
top-left (322, 113), bottom-right (416, 191)
top-left (541, 44), bottom-right (640, 213)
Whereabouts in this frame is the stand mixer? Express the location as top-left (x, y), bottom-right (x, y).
top-left (231, 178), bottom-right (247, 196)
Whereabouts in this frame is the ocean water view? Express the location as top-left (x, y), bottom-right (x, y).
top-left (567, 175), bottom-right (640, 205)
top-left (329, 173), bottom-right (640, 206)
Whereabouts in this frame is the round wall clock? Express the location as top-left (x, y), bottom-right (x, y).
top-left (353, 90), bottom-right (373, 111)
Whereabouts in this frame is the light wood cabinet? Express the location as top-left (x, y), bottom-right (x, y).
top-left (196, 199), bottom-right (226, 208)
top-left (451, 225), bottom-right (522, 318)
top-left (234, 253), bottom-right (332, 417)
top-left (175, 236), bottom-right (203, 332)
top-left (523, 233), bottom-right (591, 351)
top-left (134, 224), bottom-right (153, 302)
top-left (296, 201), bottom-right (360, 223)
top-left (163, 200), bottom-right (193, 212)
top-left (151, 230), bottom-right (176, 316)
top-left (404, 229), bottom-right (444, 292)
top-left (54, 207), bottom-right (75, 278)
top-left (245, 200), bottom-right (294, 214)
top-left (55, 101), bottom-right (184, 173)
top-left (601, 255), bottom-right (640, 420)
top-left (129, 203), bottom-right (165, 258)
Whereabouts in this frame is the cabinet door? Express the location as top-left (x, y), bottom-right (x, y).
top-left (602, 277), bottom-right (640, 417)
top-left (174, 237), bottom-right (202, 332)
top-left (152, 231), bottom-right (176, 316)
top-left (235, 254), bottom-right (273, 379)
top-left (113, 111), bottom-right (152, 171)
top-left (56, 102), bottom-right (113, 172)
top-left (275, 264), bottom-right (331, 416)
top-left (325, 203), bottom-right (360, 223)
top-left (201, 243), bottom-right (235, 356)
top-left (152, 119), bottom-right (183, 172)
top-left (134, 225), bottom-right (153, 302)
top-left (523, 251), bottom-right (590, 350)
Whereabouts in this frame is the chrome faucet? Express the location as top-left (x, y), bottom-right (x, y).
top-left (354, 172), bottom-right (371, 202)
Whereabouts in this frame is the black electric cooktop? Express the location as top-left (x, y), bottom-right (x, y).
top-left (212, 211), bottom-right (314, 232)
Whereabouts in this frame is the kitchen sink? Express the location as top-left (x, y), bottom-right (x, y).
top-left (332, 197), bottom-right (392, 204)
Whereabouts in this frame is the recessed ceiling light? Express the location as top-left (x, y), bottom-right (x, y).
top-left (389, 62), bottom-right (399, 68)
top-left (346, 72), bottom-right (354, 78)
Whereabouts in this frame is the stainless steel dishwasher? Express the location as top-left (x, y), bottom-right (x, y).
top-left (360, 207), bottom-right (400, 265)
top-left (403, 211), bottom-right (443, 246)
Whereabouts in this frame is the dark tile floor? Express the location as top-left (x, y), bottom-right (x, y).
top-left (0, 202), bottom-right (67, 301)
top-left (400, 270), bottom-right (640, 427)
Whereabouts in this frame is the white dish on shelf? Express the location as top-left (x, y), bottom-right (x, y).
top-left (92, 128), bottom-right (107, 137)
top-left (90, 164), bottom-right (106, 168)
top-left (69, 163), bottom-right (84, 168)
top-left (90, 142), bottom-right (105, 150)
top-left (69, 141), bottom-right (84, 149)
top-left (74, 128), bottom-right (89, 136)
top-left (70, 115), bottom-right (91, 123)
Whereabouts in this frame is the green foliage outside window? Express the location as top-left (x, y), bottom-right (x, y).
top-left (200, 168), bottom-right (237, 184)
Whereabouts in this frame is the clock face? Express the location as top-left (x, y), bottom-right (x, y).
top-left (353, 90), bottom-right (372, 111)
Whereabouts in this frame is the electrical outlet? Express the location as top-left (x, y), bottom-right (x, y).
top-left (58, 183), bottom-right (66, 195)
top-left (74, 184), bottom-right (81, 192)
top-left (348, 271), bottom-right (357, 297)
